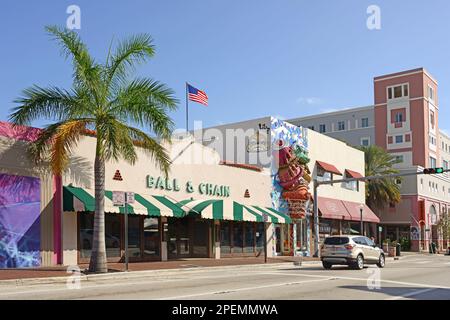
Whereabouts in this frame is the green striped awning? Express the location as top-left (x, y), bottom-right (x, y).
top-left (179, 199), bottom-right (292, 224)
top-left (63, 186), bottom-right (185, 217)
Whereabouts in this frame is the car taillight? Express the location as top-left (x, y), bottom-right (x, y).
top-left (344, 244), bottom-right (355, 250)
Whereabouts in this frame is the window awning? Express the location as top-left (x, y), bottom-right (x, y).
top-left (345, 169), bottom-right (364, 179)
top-left (316, 161), bottom-right (342, 175)
top-left (317, 196), bottom-right (352, 220)
top-left (63, 186), bottom-right (185, 217)
top-left (179, 198), bottom-right (292, 224)
top-left (341, 201), bottom-right (380, 223)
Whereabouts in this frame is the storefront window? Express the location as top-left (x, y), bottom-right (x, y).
top-left (244, 222), bottom-right (255, 253)
top-left (128, 215), bottom-right (141, 258)
top-left (232, 222), bottom-right (243, 253)
top-left (220, 221), bottom-right (231, 254)
top-left (143, 217), bottom-right (159, 257)
top-left (79, 213), bottom-right (121, 259)
top-left (255, 223), bottom-right (264, 253)
top-left (193, 219), bottom-right (209, 256)
top-left (105, 214), bottom-right (121, 257)
top-left (80, 213), bottom-right (94, 259)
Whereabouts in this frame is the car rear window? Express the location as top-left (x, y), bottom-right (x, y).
top-left (324, 237), bottom-right (349, 245)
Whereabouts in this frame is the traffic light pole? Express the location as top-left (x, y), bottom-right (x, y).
top-left (312, 168), bottom-right (449, 257)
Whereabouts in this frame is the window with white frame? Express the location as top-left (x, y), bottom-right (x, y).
top-left (316, 166), bottom-right (332, 182)
top-left (361, 137), bottom-right (370, 147)
top-left (338, 121), bottom-right (345, 131)
top-left (394, 112), bottom-right (403, 123)
top-left (430, 156), bottom-right (437, 168)
top-left (395, 155), bottom-right (404, 163)
top-left (395, 135), bottom-right (403, 143)
top-left (428, 86), bottom-right (435, 102)
top-left (361, 118), bottom-right (369, 128)
top-left (319, 124), bottom-right (326, 133)
top-left (388, 84), bottom-right (409, 100)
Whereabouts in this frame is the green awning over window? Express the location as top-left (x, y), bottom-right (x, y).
top-left (63, 186), bottom-right (185, 217)
top-left (63, 186), bottom-right (292, 223)
top-left (179, 198), bottom-right (292, 224)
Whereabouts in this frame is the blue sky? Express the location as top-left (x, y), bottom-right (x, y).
top-left (0, 0), bottom-right (449, 133)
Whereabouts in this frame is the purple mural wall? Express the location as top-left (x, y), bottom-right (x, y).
top-left (0, 173), bottom-right (41, 268)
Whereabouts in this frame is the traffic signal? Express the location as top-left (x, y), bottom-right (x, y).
top-left (423, 167), bottom-right (444, 174)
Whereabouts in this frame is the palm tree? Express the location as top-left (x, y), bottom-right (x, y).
top-left (9, 26), bottom-right (178, 273)
top-left (359, 145), bottom-right (402, 211)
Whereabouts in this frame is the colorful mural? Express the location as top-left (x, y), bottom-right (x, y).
top-left (0, 173), bottom-right (41, 268)
top-left (270, 118), bottom-right (311, 256)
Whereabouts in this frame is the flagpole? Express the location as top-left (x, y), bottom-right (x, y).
top-left (185, 82), bottom-right (189, 134)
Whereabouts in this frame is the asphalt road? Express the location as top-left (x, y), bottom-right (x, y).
top-left (0, 254), bottom-right (449, 300)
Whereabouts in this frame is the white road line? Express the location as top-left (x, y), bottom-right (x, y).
top-left (411, 260), bottom-right (431, 264)
top-left (156, 278), bottom-right (333, 300)
top-left (0, 272), bottom-right (264, 297)
top-left (386, 288), bottom-right (437, 300)
top-left (260, 272), bottom-right (450, 290)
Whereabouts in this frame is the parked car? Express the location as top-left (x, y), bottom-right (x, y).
top-left (320, 235), bottom-right (385, 270)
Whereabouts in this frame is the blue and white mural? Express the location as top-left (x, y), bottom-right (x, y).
top-left (0, 174), bottom-right (41, 268)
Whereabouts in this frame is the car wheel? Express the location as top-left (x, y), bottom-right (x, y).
top-left (353, 254), bottom-right (364, 270)
top-left (377, 254), bottom-right (385, 268)
top-left (322, 261), bottom-right (332, 269)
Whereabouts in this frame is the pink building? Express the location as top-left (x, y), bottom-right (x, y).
top-left (291, 68), bottom-right (450, 252)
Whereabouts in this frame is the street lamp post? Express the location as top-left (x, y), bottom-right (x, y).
top-left (359, 205), bottom-right (364, 236)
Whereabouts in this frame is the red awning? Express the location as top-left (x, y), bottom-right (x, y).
top-left (345, 169), bottom-right (364, 179)
top-left (341, 201), bottom-right (380, 223)
top-left (316, 161), bottom-right (342, 175)
top-left (317, 196), bottom-right (352, 220)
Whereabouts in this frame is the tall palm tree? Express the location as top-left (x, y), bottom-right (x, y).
top-left (359, 145), bottom-right (402, 211)
top-left (9, 26), bottom-right (178, 273)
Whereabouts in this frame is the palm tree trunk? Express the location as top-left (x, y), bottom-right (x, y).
top-left (88, 153), bottom-right (108, 273)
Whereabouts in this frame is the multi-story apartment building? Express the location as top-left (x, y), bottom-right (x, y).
top-left (290, 68), bottom-right (450, 252)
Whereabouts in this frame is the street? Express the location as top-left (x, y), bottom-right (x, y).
top-left (0, 254), bottom-right (449, 300)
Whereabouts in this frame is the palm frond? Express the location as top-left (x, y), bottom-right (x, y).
top-left (105, 34), bottom-right (155, 91)
top-left (116, 122), bottom-right (171, 177)
top-left (45, 25), bottom-right (102, 104)
top-left (28, 119), bottom-right (94, 174)
top-left (10, 85), bottom-right (88, 125)
top-left (110, 78), bottom-right (178, 139)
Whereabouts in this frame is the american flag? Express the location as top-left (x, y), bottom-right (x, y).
top-left (187, 83), bottom-right (208, 106)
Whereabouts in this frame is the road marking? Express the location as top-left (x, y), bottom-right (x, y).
top-left (386, 288), bottom-right (436, 300)
top-left (260, 272), bottom-right (450, 290)
top-left (156, 278), bottom-right (333, 300)
top-left (0, 272), bottom-right (265, 297)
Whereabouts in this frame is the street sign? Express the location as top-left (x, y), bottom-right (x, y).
top-left (112, 191), bottom-right (125, 206)
top-left (378, 226), bottom-right (382, 232)
top-left (126, 192), bottom-right (135, 204)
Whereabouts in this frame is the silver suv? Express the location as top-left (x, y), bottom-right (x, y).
top-left (321, 235), bottom-right (385, 270)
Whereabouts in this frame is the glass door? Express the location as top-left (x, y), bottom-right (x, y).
top-left (193, 219), bottom-right (209, 257)
top-left (178, 217), bottom-right (191, 256)
top-left (143, 217), bottom-right (160, 259)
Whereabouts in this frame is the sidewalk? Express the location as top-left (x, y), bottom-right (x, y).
top-left (0, 256), bottom-right (318, 283)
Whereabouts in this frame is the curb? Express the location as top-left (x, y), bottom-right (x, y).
top-left (0, 261), bottom-right (322, 287)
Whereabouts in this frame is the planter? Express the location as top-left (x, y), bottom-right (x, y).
top-left (388, 246), bottom-right (396, 257)
top-left (382, 243), bottom-right (389, 253)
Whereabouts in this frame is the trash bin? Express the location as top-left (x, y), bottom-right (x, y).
top-left (431, 242), bottom-right (437, 254)
top-left (396, 243), bottom-right (401, 256)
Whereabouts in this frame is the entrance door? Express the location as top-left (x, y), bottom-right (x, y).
top-left (167, 217), bottom-right (191, 259)
top-left (275, 225), bottom-right (282, 255)
top-left (193, 219), bottom-right (210, 257)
